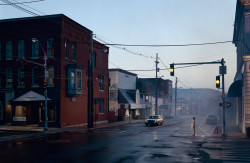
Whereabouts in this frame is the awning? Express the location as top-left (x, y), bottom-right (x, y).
top-left (12, 91), bottom-right (52, 102)
top-left (228, 80), bottom-right (242, 97)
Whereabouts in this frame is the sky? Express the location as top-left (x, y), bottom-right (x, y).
top-left (0, 0), bottom-right (237, 91)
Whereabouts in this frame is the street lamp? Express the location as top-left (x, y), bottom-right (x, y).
top-left (31, 38), bottom-right (48, 131)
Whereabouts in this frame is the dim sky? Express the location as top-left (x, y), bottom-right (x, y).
top-left (0, 0), bottom-right (237, 91)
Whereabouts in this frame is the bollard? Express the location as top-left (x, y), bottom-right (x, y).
top-left (216, 126), bottom-right (218, 134)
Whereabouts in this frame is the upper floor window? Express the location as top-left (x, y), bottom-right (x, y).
top-left (6, 41), bottom-right (12, 60)
top-left (32, 41), bottom-right (39, 58)
top-left (99, 75), bottom-right (104, 91)
top-left (47, 38), bottom-right (54, 58)
top-left (32, 67), bottom-right (40, 87)
top-left (18, 67), bottom-right (25, 87)
top-left (65, 40), bottom-right (69, 59)
top-left (18, 40), bottom-right (25, 59)
top-left (47, 66), bottom-right (54, 87)
top-left (93, 52), bottom-right (96, 68)
top-left (99, 98), bottom-right (104, 113)
top-left (72, 42), bottom-right (77, 61)
top-left (6, 68), bottom-right (13, 88)
top-left (68, 66), bottom-right (82, 95)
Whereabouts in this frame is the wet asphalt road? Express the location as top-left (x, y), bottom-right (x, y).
top-left (0, 115), bottom-right (249, 163)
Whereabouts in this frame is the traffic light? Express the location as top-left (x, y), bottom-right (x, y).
top-left (216, 75), bottom-right (220, 88)
top-left (170, 64), bottom-right (174, 76)
top-left (43, 79), bottom-right (47, 90)
top-left (227, 102), bottom-right (231, 108)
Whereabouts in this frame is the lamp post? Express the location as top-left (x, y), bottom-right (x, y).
top-left (32, 38), bottom-right (48, 131)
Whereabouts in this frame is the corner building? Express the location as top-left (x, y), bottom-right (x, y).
top-left (0, 14), bottom-right (109, 127)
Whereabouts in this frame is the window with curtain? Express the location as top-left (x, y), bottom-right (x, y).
top-left (68, 67), bottom-right (82, 95)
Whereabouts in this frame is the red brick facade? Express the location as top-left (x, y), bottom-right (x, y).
top-left (0, 14), bottom-right (109, 127)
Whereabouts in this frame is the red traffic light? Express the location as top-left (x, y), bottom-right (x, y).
top-left (227, 102), bottom-right (231, 108)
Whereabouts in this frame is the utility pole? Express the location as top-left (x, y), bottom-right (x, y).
top-left (175, 77), bottom-right (177, 118)
top-left (155, 53), bottom-right (159, 115)
top-left (88, 33), bottom-right (94, 128)
top-left (221, 58), bottom-right (226, 136)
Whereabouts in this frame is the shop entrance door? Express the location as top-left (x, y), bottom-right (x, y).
top-left (26, 106), bottom-right (39, 125)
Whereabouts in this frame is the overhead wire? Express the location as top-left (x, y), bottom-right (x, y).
top-left (0, 0), bottom-right (39, 16)
top-left (0, 0), bottom-right (44, 5)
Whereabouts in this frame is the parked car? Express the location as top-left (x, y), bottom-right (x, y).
top-left (145, 115), bottom-right (164, 126)
top-left (206, 115), bottom-right (218, 125)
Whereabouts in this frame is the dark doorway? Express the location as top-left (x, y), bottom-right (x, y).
top-left (26, 106), bottom-right (39, 124)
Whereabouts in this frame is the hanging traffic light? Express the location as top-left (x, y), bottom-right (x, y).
top-left (43, 79), bottom-right (47, 90)
top-left (227, 102), bottom-right (231, 108)
top-left (170, 64), bottom-right (174, 76)
top-left (216, 75), bottom-right (220, 88)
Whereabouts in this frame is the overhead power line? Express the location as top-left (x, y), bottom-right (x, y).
top-left (103, 40), bottom-right (232, 47)
top-left (0, 0), bottom-right (39, 16)
top-left (0, 0), bottom-right (44, 5)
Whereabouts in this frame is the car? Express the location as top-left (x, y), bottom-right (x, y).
top-left (206, 115), bottom-right (218, 125)
top-left (145, 115), bottom-right (164, 126)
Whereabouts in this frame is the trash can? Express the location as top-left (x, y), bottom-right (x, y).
top-left (246, 127), bottom-right (250, 137)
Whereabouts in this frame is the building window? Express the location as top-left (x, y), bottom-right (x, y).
top-left (99, 98), bottom-right (104, 113)
top-left (32, 40), bottom-right (39, 58)
top-left (93, 52), bottom-right (96, 68)
top-left (47, 66), bottom-right (54, 87)
top-left (6, 41), bottom-right (12, 60)
top-left (76, 70), bottom-right (81, 90)
top-left (73, 42), bottom-right (77, 61)
top-left (6, 68), bottom-right (13, 88)
top-left (99, 75), bottom-right (104, 91)
top-left (32, 67), bottom-right (40, 87)
top-left (65, 40), bottom-right (69, 59)
top-left (18, 40), bottom-right (25, 59)
top-left (47, 38), bottom-right (54, 58)
top-left (68, 67), bottom-right (82, 95)
top-left (18, 67), bottom-right (25, 87)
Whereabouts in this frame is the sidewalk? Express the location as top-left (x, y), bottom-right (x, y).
top-left (0, 119), bottom-right (145, 142)
top-left (211, 118), bottom-right (245, 138)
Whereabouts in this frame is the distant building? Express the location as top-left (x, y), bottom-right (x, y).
top-left (0, 14), bottom-right (109, 127)
top-left (231, 0), bottom-right (250, 134)
top-left (138, 78), bottom-right (172, 116)
top-left (109, 69), bottom-right (146, 120)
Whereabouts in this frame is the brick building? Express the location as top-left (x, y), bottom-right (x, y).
top-left (0, 14), bottom-right (109, 127)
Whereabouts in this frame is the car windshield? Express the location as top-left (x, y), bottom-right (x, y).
top-left (149, 116), bottom-right (159, 119)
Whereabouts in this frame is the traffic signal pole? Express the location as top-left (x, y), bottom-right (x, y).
top-left (155, 53), bottom-right (159, 115)
top-left (170, 58), bottom-right (226, 136)
top-left (221, 59), bottom-right (226, 136)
